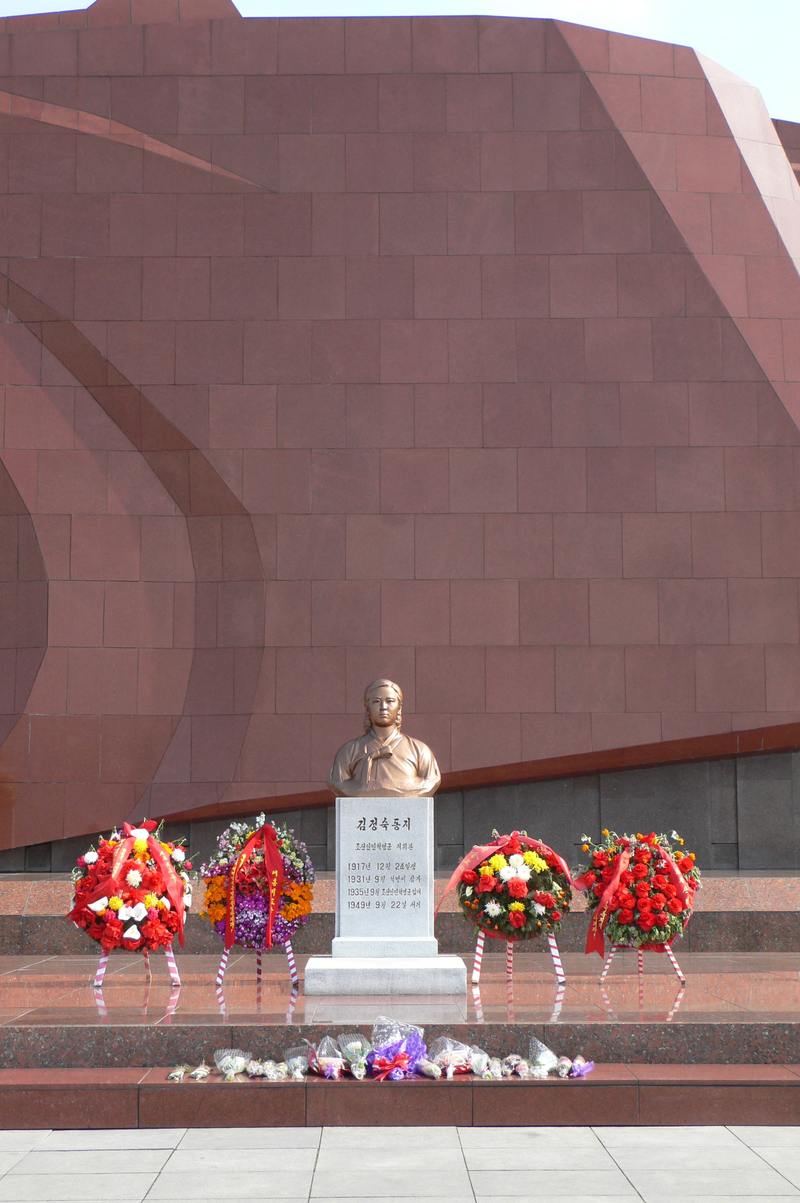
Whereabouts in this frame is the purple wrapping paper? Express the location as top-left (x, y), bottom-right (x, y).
top-left (366, 1029), bottom-right (427, 1079)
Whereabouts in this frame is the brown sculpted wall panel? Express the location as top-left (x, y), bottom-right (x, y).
top-left (0, 0), bottom-right (799, 844)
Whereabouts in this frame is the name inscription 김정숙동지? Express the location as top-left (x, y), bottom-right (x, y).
top-left (335, 795), bottom-right (434, 947)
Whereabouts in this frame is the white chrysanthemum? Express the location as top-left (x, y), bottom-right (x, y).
top-left (171, 847), bottom-right (186, 863)
top-left (509, 853), bottom-right (525, 868)
top-left (532, 902), bottom-right (546, 915)
top-left (498, 866), bottom-right (514, 882)
top-left (126, 869), bottom-right (142, 888)
top-left (484, 899), bottom-right (503, 917)
top-left (83, 850), bottom-right (98, 865)
top-left (514, 864), bottom-right (532, 882)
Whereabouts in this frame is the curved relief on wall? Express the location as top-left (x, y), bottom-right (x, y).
top-left (1, 0), bottom-right (800, 844)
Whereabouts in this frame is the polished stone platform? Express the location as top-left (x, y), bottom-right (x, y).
top-left (1, 949), bottom-right (799, 1067)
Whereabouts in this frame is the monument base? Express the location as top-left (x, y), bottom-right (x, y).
top-left (304, 954), bottom-right (467, 995)
top-left (332, 935), bottom-right (438, 958)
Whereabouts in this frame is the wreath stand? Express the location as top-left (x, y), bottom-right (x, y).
top-left (93, 945), bottom-right (181, 990)
top-left (471, 928), bottom-right (566, 1023)
top-left (600, 941), bottom-right (685, 989)
top-left (91, 947), bottom-right (181, 1020)
top-left (214, 942), bottom-right (299, 1020)
top-left (471, 928), bottom-right (566, 987)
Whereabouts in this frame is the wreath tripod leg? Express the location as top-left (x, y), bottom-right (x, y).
top-left (471, 929), bottom-right (485, 985)
top-left (284, 939), bottom-right (299, 986)
top-left (93, 950), bottom-right (110, 990)
top-left (547, 931), bottom-right (566, 985)
top-left (664, 942), bottom-right (686, 985)
top-left (164, 945), bottom-right (181, 987)
top-left (599, 943), bottom-right (617, 983)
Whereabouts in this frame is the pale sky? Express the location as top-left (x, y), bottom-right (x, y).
top-left (3, 0), bottom-right (799, 121)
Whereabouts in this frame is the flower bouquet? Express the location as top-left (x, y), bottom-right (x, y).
top-left (575, 828), bottom-right (700, 981)
top-left (199, 814), bottom-right (314, 988)
top-left (439, 830), bottom-right (572, 986)
top-left (67, 819), bottom-right (192, 987)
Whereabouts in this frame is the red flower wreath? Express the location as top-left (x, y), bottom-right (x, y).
top-left (67, 820), bottom-right (193, 954)
top-left (575, 829), bottom-right (700, 955)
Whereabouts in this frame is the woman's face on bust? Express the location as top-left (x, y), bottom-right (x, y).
top-left (366, 686), bottom-right (400, 729)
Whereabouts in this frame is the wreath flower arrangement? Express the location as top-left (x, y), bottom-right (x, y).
top-left (443, 830), bottom-right (572, 941)
top-left (67, 820), bottom-right (192, 953)
top-left (575, 828), bottom-right (700, 954)
top-left (199, 815), bottom-right (314, 949)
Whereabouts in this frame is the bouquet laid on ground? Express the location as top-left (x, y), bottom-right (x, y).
top-left (199, 815), bottom-right (314, 949)
top-left (67, 820), bottom-right (192, 952)
top-left (575, 828), bottom-right (701, 954)
top-left (442, 830), bottom-right (572, 940)
top-left (168, 1026), bottom-right (594, 1084)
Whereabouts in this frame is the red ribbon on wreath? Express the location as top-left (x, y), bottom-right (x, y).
top-left (437, 830), bottom-right (572, 915)
top-left (83, 820), bottom-right (188, 946)
top-left (225, 823), bottom-right (284, 950)
top-left (574, 845), bottom-right (694, 958)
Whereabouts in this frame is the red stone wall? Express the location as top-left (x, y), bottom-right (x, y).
top-left (1, 0), bottom-right (800, 846)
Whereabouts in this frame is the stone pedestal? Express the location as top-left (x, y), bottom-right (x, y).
top-left (304, 796), bottom-right (466, 995)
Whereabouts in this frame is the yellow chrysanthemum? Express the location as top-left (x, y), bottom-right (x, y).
top-left (107, 896), bottom-right (123, 911)
top-left (133, 837), bottom-right (149, 857)
top-left (488, 853), bottom-right (507, 872)
top-left (478, 864), bottom-right (493, 876)
top-left (509, 901), bottom-right (525, 912)
top-left (144, 893), bottom-right (158, 909)
top-left (527, 853), bottom-right (548, 872)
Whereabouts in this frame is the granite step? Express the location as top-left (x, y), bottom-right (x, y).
top-left (1, 1064), bottom-right (799, 1129)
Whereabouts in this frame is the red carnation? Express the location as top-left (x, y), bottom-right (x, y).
top-left (508, 911), bottom-right (526, 929)
top-left (651, 892), bottom-right (666, 909)
top-left (461, 870), bottom-right (478, 885)
top-left (617, 909), bottom-right (635, 924)
top-left (668, 897), bottom-right (684, 915)
top-left (550, 910), bottom-right (561, 922)
top-left (634, 848), bottom-right (651, 862)
top-left (592, 851), bottom-right (608, 866)
top-left (636, 896), bottom-right (652, 911)
top-left (477, 874), bottom-right (496, 893)
top-left (583, 871), bottom-right (597, 886)
top-left (652, 874), bottom-right (668, 889)
top-left (653, 911), bottom-right (668, 926)
top-left (592, 883), bottom-right (605, 897)
top-left (620, 870), bottom-right (634, 886)
top-left (638, 912), bottom-right (656, 931)
top-left (632, 863), bottom-right (649, 879)
top-left (634, 880), bottom-right (650, 896)
top-left (508, 878), bottom-right (528, 899)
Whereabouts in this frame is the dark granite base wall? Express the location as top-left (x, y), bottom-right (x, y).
top-left (5, 747), bottom-right (800, 874)
top-left (10, 910), bottom-right (800, 957)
